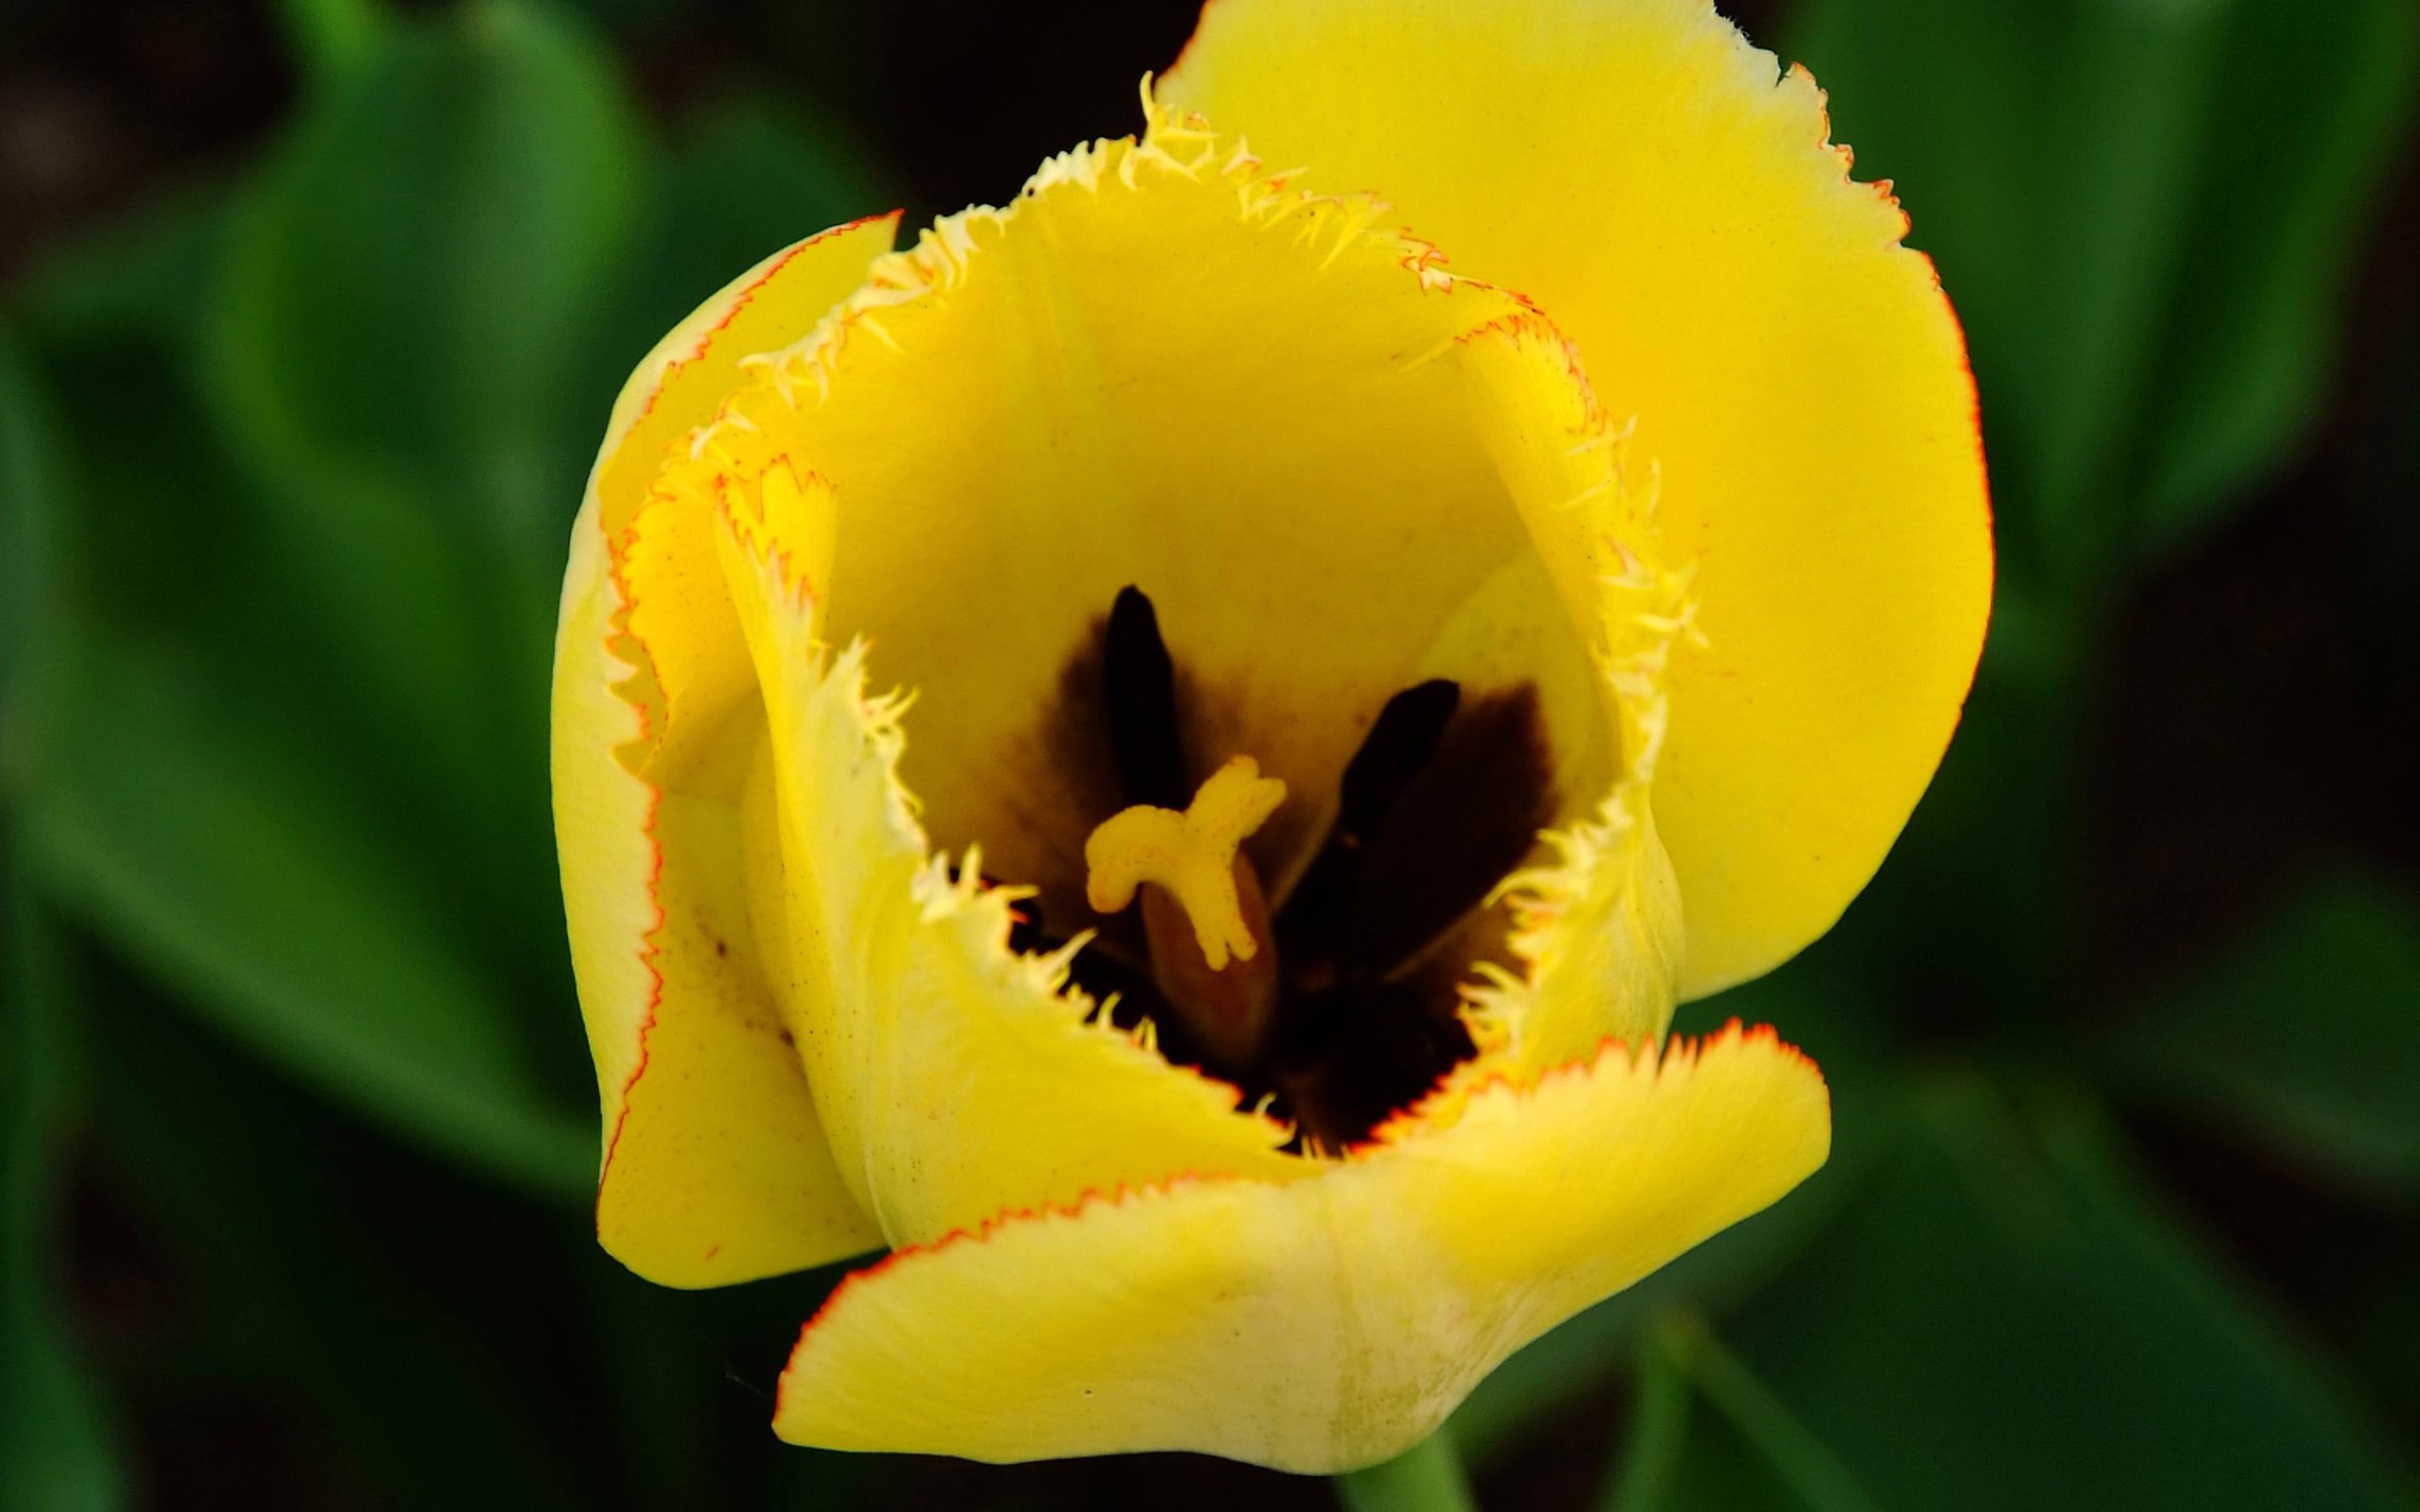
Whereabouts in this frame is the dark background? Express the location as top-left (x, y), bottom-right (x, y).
top-left (3, 0), bottom-right (2417, 1507)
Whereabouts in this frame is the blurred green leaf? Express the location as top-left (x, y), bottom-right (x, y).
top-left (1792, 0), bottom-right (2419, 582)
top-left (1661, 1316), bottom-right (1882, 1512)
top-left (218, 0), bottom-right (637, 550)
top-left (5, 0), bottom-right (903, 1212)
top-left (4, 11), bottom-right (613, 1194)
top-left (275, 0), bottom-right (390, 82)
top-left (1715, 1079), bottom-right (2419, 1512)
top-left (85, 958), bottom-right (592, 1512)
top-left (13, 252), bottom-right (591, 1196)
top-left (206, 0), bottom-right (641, 810)
top-left (1, 868), bottom-right (126, 1512)
top-left (2117, 869), bottom-right (2420, 1193)
top-left (0, 331), bottom-right (60, 709)
top-left (81, 949), bottom-right (872, 1511)
top-left (2133, 0), bottom-right (2419, 551)
top-left (1599, 1321), bottom-right (1692, 1512)
top-left (1602, 1328), bottom-right (1891, 1512)
top-left (1594, 1315), bottom-right (1861, 1512)
top-left (20, 624), bottom-right (592, 1196)
top-left (0, 333), bottom-right (125, 1512)
top-left (1789, 0), bottom-right (2222, 579)
top-left (14, 191), bottom-right (231, 352)
top-left (1634, 1383), bottom-right (1806, 1512)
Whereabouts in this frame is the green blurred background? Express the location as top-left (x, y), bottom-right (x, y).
top-left (1, 0), bottom-right (2415, 1505)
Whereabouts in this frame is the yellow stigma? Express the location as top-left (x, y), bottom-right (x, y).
top-left (1084, 757), bottom-right (1288, 970)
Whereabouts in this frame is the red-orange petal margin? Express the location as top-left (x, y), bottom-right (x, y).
top-left (770, 1020), bottom-right (1829, 1471)
top-left (554, 214), bottom-right (899, 1287)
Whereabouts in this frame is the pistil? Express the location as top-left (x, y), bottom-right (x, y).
top-left (1085, 757), bottom-right (1287, 1071)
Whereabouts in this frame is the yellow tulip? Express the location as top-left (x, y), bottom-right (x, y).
top-left (551, 0), bottom-right (1990, 1474)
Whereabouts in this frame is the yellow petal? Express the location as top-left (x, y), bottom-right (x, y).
top-left (592, 215), bottom-right (903, 545)
top-left (770, 1022), bottom-right (1829, 1472)
top-left (670, 123), bottom-right (1625, 966)
top-left (553, 215), bottom-right (897, 1286)
top-left (1459, 318), bottom-right (1687, 1075)
top-left (716, 516), bottom-right (1306, 1247)
top-left (1165, 0), bottom-right (1995, 997)
top-left (628, 117), bottom-right (1704, 1243)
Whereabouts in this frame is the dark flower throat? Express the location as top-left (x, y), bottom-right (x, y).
top-left (1008, 586), bottom-right (1556, 1153)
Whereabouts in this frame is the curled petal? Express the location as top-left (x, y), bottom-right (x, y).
top-left (717, 521), bottom-right (1305, 1249)
top-left (771, 1021), bottom-right (1828, 1472)
top-left (554, 215), bottom-right (897, 1285)
top-left (649, 117), bottom-right (1690, 1244)
top-left (1167, 0), bottom-right (1995, 996)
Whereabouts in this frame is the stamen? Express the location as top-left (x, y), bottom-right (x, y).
top-left (1086, 757), bottom-right (1287, 969)
top-left (1338, 679), bottom-right (1460, 836)
top-left (1101, 585), bottom-right (1189, 809)
top-left (1085, 757), bottom-right (1287, 1071)
top-left (1277, 679), bottom-right (1460, 974)
top-left (1052, 582), bottom-right (1546, 1139)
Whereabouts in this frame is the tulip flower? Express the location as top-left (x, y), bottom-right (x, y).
top-left (551, 0), bottom-right (1990, 1475)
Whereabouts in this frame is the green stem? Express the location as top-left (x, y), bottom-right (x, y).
top-left (1337, 1427), bottom-right (1479, 1512)
top-left (1599, 1317), bottom-right (1694, 1512)
top-left (1673, 1316), bottom-right (1880, 1512)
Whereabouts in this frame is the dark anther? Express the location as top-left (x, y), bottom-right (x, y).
top-left (1333, 686), bottom-right (1554, 975)
top-left (1338, 679), bottom-right (1461, 837)
top-left (1101, 586), bottom-right (1190, 810)
top-left (1280, 679), bottom-right (1462, 971)
top-left (1260, 681), bottom-right (1547, 1148)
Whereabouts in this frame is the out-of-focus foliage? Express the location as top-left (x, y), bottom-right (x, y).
top-left (0, 876), bottom-right (125, 1512)
top-left (1708, 1083), bottom-right (2411, 1512)
top-left (2119, 871), bottom-right (2420, 1194)
top-left (2, 335), bottom-right (122, 1505)
top-left (0, 0), bottom-right (2414, 1505)
top-left (7, 0), bottom-right (886, 1198)
top-left (1551, 1080), bottom-right (2420, 1512)
top-left (1, 245), bottom-right (116, 1507)
top-left (2, 0), bottom-right (891, 1501)
top-left (1795, 0), bottom-right (2417, 581)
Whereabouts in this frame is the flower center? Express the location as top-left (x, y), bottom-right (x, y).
top-left (1018, 585), bottom-right (1558, 1155)
top-left (1084, 756), bottom-right (1288, 1070)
